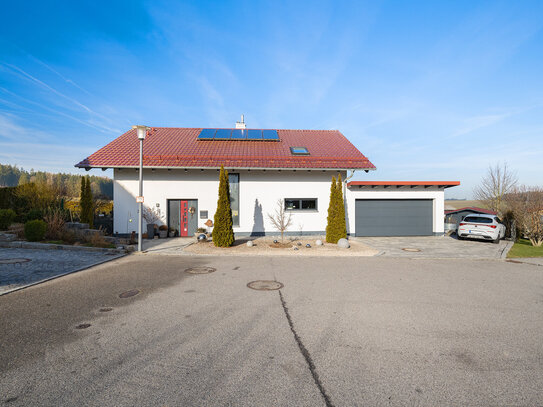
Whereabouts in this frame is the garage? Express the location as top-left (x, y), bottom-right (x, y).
top-left (355, 199), bottom-right (433, 236)
top-left (346, 181), bottom-right (460, 237)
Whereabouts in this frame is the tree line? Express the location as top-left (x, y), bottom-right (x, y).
top-left (0, 163), bottom-right (112, 199)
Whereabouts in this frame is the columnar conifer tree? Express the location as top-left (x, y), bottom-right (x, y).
top-left (325, 176), bottom-right (338, 243)
top-left (85, 176), bottom-right (94, 228)
top-left (335, 173), bottom-right (347, 240)
top-left (80, 176), bottom-right (94, 227)
top-left (213, 166), bottom-right (235, 247)
top-left (326, 174), bottom-right (347, 243)
top-left (80, 176), bottom-right (88, 223)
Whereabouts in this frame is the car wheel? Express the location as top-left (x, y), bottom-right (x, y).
top-left (493, 236), bottom-right (500, 244)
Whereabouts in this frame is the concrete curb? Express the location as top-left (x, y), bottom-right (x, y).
top-left (0, 253), bottom-right (126, 296)
top-left (0, 241), bottom-right (129, 254)
top-left (500, 240), bottom-right (515, 260)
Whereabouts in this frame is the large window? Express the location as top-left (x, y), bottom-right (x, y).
top-left (229, 173), bottom-right (239, 226)
top-left (285, 198), bottom-right (317, 211)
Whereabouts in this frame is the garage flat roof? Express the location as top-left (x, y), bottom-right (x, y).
top-left (347, 181), bottom-right (460, 188)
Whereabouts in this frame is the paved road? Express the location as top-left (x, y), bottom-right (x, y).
top-left (1, 254), bottom-right (542, 406)
top-left (0, 247), bottom-right (124, 295)
top-left (353, 235), bottom-right (511, 258)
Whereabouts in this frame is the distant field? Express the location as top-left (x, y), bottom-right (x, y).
top-left (444, 200), bottom-right (484, 210)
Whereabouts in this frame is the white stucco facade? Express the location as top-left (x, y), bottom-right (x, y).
top-left (113, 169), bottom-right (450, 236)
top-left (113, 168), bottom-right (346, 236)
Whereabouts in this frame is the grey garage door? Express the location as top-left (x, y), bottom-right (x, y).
top-left (355, 199), bottom-right (433, 236)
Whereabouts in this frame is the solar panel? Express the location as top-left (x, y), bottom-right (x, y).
top-left (262, 129), bottom-right (279, 140)
top-left (231, 129), bottom-right (246, 139)
top-left (214, 129), bottom-right (232, 139)
top-left (198, 128), bottom-right (216, 139)
top-left (197, 128), bottom-right (280, 141)
top-left (247, 129), bottom-right (262, 140)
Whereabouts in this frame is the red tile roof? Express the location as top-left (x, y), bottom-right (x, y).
top-left (348, 181), bottom-right (460, 188)
top-left (75, 128), bottom-right (375, 170)
top-left (444, 207), bottom-right (497, 215)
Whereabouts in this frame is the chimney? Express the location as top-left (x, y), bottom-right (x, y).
top-left (235, 114), bottom-right (246, 129)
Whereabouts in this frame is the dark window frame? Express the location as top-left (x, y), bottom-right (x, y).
top-left (284, 198), bottom-right (318, 211)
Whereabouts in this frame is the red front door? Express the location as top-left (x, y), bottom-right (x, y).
top-left (180, 200), bottom-right (189, 236)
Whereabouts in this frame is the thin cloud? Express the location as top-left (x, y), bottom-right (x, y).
top-left (0, 87), bottom-right (120, 134)
top-left (26, 53), bottom-right (94, 97)
top-left (1, 63), bottom-right (121, 132)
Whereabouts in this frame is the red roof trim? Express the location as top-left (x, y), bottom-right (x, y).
top-left (348, 181), bottom-right (460, 188)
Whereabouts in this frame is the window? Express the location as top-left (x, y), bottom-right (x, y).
top-left (285, 199), bottom-right (317, 211)
top-left (229, 173), bottom-right (239, 226)
top-left (463, 216), bottom-right (492, 224)
top-left (290, 147), bottom-right (310, 155)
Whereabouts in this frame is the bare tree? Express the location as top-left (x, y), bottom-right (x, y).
top-left (505, 186), bottom-right (543, 247)
top-left (267, 200), bottom-right (293, 243)
top-left (474, 162), bottom-right (517, 214)
top-left (142, 206), bottom-right (162, 224)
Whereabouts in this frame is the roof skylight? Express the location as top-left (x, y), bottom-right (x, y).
top-left (290, 147), bottom-right (310, 155)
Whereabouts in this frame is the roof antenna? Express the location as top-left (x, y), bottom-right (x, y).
top-left (235, 114), bottom-right (246, 129)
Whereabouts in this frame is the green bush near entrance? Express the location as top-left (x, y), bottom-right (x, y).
top-left (213, 166), bottom-right (235, 247)
top-left (325, 174), bottom-right (347, 244)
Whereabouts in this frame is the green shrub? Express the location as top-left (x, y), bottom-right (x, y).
top-left (25, 208), bottom-right (43, 222)
top-left (213, 165), bottom-right (234, 247)
top-left (80, 176), bottom-right (94, 228)
top-left (24, 219), bottom-right (47, 242)
top-left (325, 174), bottom-right (347, 243)
top-left (0, 208), bottom-right (16, 230)
top-left (335, 173), bottom-right (347, 239)
top-left (325, 176), bottom-right (338, 243)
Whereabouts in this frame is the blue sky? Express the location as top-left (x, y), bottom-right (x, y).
top-left (1, 0), bottom-right (542, 198)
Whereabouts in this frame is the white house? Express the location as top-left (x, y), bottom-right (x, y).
top-left (76, 121), bottom-right (459, 237)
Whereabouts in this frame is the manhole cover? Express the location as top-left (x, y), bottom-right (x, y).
top-left (99, 307), bottom-right (113, 312)
top-left (185, 267), bottom-right (216, 274)
top-left (119, 289), bottom-right (140, 298)
top-left (402, 248), bottom-right (421, 252)
top-left (247, 280), bottom-right (284, 290)
top-left (0, 258), bottom-right (31, 264)
top-left (76, 323), bottom-right (91, 329)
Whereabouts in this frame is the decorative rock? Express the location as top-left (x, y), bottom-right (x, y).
top-left (297, 242), bottom-right (302, 246)
top-left (305, 244), bottom-right (311, 248)
top-left (315, 239), bottom-right (323, 246)
top-left (273, 239), bottom-right (278, 244)
top-left (246, 240), bottom-right (254, 247)
top-left (197, 234), bottom-right (207, 242)
top-left (337, 238), bottom-right (350, 249)
top-left (293, 247), bottom-right (299, 250)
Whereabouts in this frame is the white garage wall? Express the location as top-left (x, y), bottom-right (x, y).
top-left (113, 168), bottom-right (346, 235)
top-left (345, 187), bottom-right (445, 234)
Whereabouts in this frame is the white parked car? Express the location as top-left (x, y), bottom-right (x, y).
top-left (457, 214), bottom-right (506, 244)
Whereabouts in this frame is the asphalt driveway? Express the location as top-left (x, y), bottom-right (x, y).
top-left (352, 234), bottom-right (512, 259)
top-left (1, 254), bottom-right (542, 406)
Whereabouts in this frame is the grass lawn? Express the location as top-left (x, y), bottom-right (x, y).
top-left (507, 239), bottom-right (543, 258)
